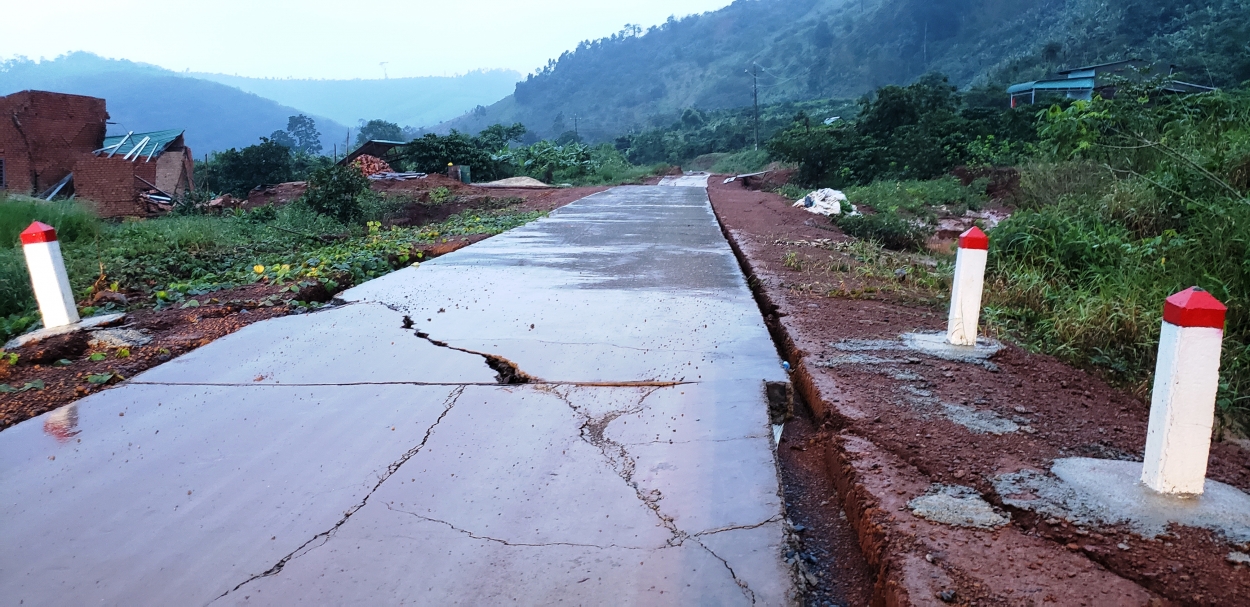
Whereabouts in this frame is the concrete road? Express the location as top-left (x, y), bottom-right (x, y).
top-left (0, 186), bottom-right (794, 605)
top-left (658, 172), bottom-right (712, 187)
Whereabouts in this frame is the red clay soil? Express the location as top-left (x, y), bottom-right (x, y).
top-left (707, 177), bottom-right (1250, 606)
top-left (245, 171), bottom-right (606, 214)
top-left (1, 283), bottom-right (294, 431)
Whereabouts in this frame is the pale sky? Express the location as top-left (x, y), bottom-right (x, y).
top-left (1, 0), bottom-right (737, 80)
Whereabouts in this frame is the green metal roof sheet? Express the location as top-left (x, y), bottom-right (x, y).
top-left (98, 129), bottom-right (184, 159)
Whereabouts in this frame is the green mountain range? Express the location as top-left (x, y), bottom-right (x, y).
top-left (0, 53), bottom-right (519, 155)
top-left (438, 0), bottom-right (1250, 141)
top-left (190, 70), bottom-right (520, 131)
top-left (0, 53), bottom-right (350, 155)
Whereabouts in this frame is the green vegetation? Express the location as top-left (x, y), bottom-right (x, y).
top-left (196, 138), bottom-right (334, 198)
top-left (397, 124), bottom-right (527, 181)
top-left (0, 194), bottom-right (546, 343)
top-left (448, 0), bottom-right (1250, 145)
top-left (269, 115), bottom-right (323, 155)
top-left (768, 74), bottom-right (1035, 186)
top-left (775, 75), bottom-right (1250, 430)
top-left (356, 119), bottom-right (404, 145)
top-left (302, 165), bottom-right (370, 222)
top-left (986, 88), bottom-right (1250, 430)
top-left (615, 99), bottom-right (855, 166)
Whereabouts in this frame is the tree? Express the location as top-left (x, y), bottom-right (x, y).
top-left (397, 123), bottom-right (527, 181)
top-left (200, 138), bottom-right (294, 197)
top-left (269, 129), bottom-right (298, 149)
top-left (356, 119), bottom-right (404, 146)
top-left (302, 164), bottom-right (369, 223)
top-left (286, 115), bottom-right (322, 155)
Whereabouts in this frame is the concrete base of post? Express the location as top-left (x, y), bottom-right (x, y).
top-left (994, 458), bottom-right (1250, 544)
top-left (903, 331), bottom-right (1002, 366)
top-left (3, 313), bottom-right (127, 351)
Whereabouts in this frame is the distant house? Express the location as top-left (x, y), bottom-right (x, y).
top-left (1007, 60), bottom-right (1216, 107)
top-left (0, 90), bottom-right (194, 217)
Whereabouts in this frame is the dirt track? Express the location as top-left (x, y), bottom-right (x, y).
top-left (707, 176), bottom-right (1250, 606)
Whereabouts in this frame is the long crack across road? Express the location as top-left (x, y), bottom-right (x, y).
top-left (407, 316), bottom-right (534, 384)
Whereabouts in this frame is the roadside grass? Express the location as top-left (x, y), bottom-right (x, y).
top-left (0, 197), bottom-right (547, 342)
top-left (832, 177), bottom-right (990, 251)
top-left (984, 162), bottom-right (1249, 433)
top-left (776, 237), bottom-right (952, 305)
top-left (0, 196), bottom-right (102, 245)
top-left (709, 149), bottom-right (771, 174)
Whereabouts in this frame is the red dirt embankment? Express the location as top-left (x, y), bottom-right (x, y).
top-left (708, 177), bottom-right (1250, 606)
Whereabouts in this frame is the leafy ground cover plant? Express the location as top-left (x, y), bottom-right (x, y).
top-left (0, 195), bottom-right (547, 343)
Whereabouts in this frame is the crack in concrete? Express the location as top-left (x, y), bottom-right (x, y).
top-left (693, 515), bottom-right (784, 538)
top-left (620, 435), bottom-right (770, 447)
top-left (385, 504), bottom-right (653, 551)
top-left (207, 386), bottom-right (465, 605)
top-left (407, 316), bottom-right (535, 384)
top-left (693, 537), bottom-right (758, 605)
top-left (130, 380), bottom-right (694, 388)
top-left (542, 385), bottom-right (759, 604)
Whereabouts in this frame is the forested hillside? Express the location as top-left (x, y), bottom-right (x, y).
top-left (440, 0), bottom-right (1250, 141)
top-left (0, 53), bottom-right (349, 155)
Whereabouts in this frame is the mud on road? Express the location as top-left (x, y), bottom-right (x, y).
top-left (707, 176), bottom-right (1250, 606)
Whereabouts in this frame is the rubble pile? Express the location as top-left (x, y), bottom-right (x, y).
top-left (350, 154), bottom-right (393, 176)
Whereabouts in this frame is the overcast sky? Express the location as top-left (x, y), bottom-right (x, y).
top-left (1, 0), bottom-right (736, 80)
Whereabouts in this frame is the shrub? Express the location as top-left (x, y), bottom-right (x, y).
top-left (302, 165), bottom-right (370, 222)
top-left (836, 212), bottom-right (932, 251)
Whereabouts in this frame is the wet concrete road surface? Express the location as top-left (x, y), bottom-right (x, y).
top-left (0, 186), bottom-right (794, 605)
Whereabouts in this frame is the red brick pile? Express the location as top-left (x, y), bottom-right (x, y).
top-left (350, 154), bottom-right (393, 176)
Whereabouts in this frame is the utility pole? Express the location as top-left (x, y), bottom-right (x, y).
top-left (573, 115), bottom-right (579, 141)
top-left (748, 63), bottom-right (759, 150)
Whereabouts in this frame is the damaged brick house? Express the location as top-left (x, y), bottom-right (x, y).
top-left (0, 90), bottom-right (194, 217)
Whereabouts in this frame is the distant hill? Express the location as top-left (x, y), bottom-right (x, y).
top-left (438, 0), bottom-right (1250, 141)
top-left (0, 53), bottom-right (350, 155)
top-left (190, 70), bottom-right (521, 130)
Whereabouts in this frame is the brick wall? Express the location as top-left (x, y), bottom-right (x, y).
top-left (0, 91), bottom-right (108, 196)
top-left (73, 156), bottom-right (149, 217)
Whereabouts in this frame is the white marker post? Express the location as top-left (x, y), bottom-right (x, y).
top-left (1141, 287), bottom-right (1227, 495)
top-left (946, 227), bottom-right (989, 347)
top-left (21, 221), bottom-right (79, 329)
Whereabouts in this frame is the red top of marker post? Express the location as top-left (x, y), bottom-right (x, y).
top-left (1163, 287), bottom-right (1226, 329)
top-left (958, 226), bottom-right (989, 250)
top-left (20, 222), bottom-right (58, 245)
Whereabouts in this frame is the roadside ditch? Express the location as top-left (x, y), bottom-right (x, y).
top-left (706, 176), bottom-right (1250, 606)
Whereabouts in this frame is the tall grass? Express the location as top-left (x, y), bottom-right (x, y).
top-left (985, 163), bottom-right (1250, 432)
top-left (1, 197), bottom-right (102, 247)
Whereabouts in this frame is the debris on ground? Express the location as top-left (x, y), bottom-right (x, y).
top-left (368, 172), bottom-right (426, 181)
top-left (88, 328), bottom-right (152, 349)
top-left (350, 154), bottom-right (393, 176)
top-left (478, 176), bottom-right (553, 188)
top-left (908, 484), bottom-right (1011, 529)
top-left (793, 188), bottom-right (855, 216)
